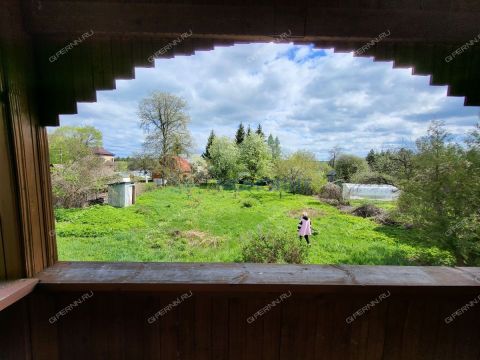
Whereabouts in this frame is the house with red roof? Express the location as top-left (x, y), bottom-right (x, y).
top-left (92, 147), bottom-right (115, 165)
top-left (152, 156), bottom-right (192, 184)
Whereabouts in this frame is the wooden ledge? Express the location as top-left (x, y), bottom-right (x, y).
top-left (0, 279), bottom-right (39, 311)
top-left (34, 262), bottom-right (480, 294)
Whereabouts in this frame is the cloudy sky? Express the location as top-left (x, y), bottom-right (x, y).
top-left (56, 43), bottom-right (479, 160)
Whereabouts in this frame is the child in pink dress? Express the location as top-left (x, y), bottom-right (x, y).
top-left (298, 212), bottom-right (312, 245)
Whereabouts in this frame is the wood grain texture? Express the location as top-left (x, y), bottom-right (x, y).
top-left (0, 0), bottom-right (57, 279)
top-left (1, 289), bottom-right (471, 359)
top-left (0, 278), bottom-right (38, 312)
top-left (0, 298), bottom-right (32, 360)
top-left (35, 262), bottom-right (480, 294)
top-left (15, 0), bottom-right (480, 127)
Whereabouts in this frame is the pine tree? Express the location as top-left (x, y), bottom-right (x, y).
top-left (267, 134), bottom-right (281, 160)
top-left (366, 149), bottom-right (377, 169)
top-left (256, 124), bottom-right (265, 138)
top-left (246, 125), bottom-right (252, 137)
top-left (235, 123), bottom-right (246, 145)
top-left (267, 134), bottom-right (275, 148)
top-left (202, 130), bottom-right (215, 160)
top-left (274, 136), bottom-right (281, 159)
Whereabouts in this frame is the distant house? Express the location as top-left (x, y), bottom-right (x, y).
top-left (174, 156), bottom-right (192, 174)
top-left (152, 156), bottom-right (192, 184)
top-left (93, 147), bottom-right (115, 165)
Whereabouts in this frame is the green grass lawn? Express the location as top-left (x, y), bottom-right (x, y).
top-left (55, 186), bottom-right (455, 265)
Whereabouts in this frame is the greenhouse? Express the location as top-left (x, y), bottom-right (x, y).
top-left (342, 183), bottom-right (401, 201)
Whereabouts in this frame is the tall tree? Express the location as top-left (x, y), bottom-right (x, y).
top-left (202, 130), bottom-right (216, 160)
top-left (366, 149), bottom-right (376, 168)
top-left (274, 151), bottom-right (328, 195)
top-left (274, 136), bottom-right (281, 159)
top-left (334, 154), bottom-right (368, 182)
top-left (267, 134), bottom-right (281, 160)
top-left (239, 133), bottom-right (272, 182)
top-left (397, 121), bottom-right (480, 264)
top-left (246, 125), bottom-right (252, 137)
top-left (235, 123), bottom-right (246, 145)
top-left (49, 126), bottom-right (103, 164)
top-left (256, 124), bottom-right (265, 138)
top-left (208, 137), bottom-right (242, 183)
top-left (138, 91), bottom-right (193, 176)
top-left (328, 145), bottom-right (343, 168)
top-left (267, 134), bottom-right (275, 150)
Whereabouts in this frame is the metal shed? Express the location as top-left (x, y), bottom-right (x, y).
top-left (108, 181), bottom-right (135, 208)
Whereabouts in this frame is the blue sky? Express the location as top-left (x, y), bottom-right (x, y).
top-left (55, 43), bottom-right (479, 159)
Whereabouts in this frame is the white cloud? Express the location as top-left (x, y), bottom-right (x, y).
top-left (57, 43), bottom-right (479, 159)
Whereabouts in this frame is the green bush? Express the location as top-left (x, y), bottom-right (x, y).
top-left (451, 213), bottom-right (480, 265)
top-left (397, 244), bottom-right (455, 266)
top-left (319, 183), bottom-right (342, 201)
top-left (397, 122), bottom-right (480, 264)
top-left (334, 155), bottom-right (368, 182)
top-left (241, 228), bottom-right (307, 264)
top-left (241, 199), bottom-right (256, 208)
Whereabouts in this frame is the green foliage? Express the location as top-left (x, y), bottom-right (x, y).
top-left (454, 213), bottom-right (480, 265)
top-left (255, 124), bottom-right (265, 138)
top-left (202, 130), bottom-right (216, 160)
top-left (55, 186), bottom-right (455, 265)
top-left (138, 91), bottom-right (193, 173)
top-left (367, 148), bottom-right (414, 181)
top-left (114, 160), bottom-right (128, 172)
top-left (55, 205), bottom-right (145, 238)
top-left (335, 154), bottom-right (368, 182)
top-left (48, 125), bottom-right (114, 208)
top-left (128, 152), bottom-right (155, 172)
top-left (208, 136), bottom-right (242, 183)
top-left (398, 122), bottom-right (480, 264)
top-left (275, 151), bottom-right (329, 195)
top-left (239, 133), bottom-right (272, 182)
top-left (235, 123), bottom-right (245, 145)
top-left (241, 227), bottom-right (307, 264)
top-left (190, 155), bottom-right (210, 184)
top-left (49, 125), bottom-right (103, 164)
top-left (366, 149), bottom-right (376, 168)
top-left (267, 134), bottom-right (281, 161)
top-left (241, 197), bottom-right (259, 208)
top-left (351, 170), bottom-right (395, 185)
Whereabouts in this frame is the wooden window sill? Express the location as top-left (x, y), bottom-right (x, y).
top-left (0, 279), bottom-right (39, 311)
top-left (34, 262), bottom-right (480, 294)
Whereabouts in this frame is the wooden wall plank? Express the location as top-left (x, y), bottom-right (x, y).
top-left (211, 296), bottom-right (229, 360)
top-left (0, 298), bottom-right (32, 360)
top-left (29, 291), bottom-right (60, 360)
top-left (0, 0), bottom-right (57, 280)
top-left (196, 295), bottom-right (213, 360)
top-left (15, 289), bottom-right (480, 359)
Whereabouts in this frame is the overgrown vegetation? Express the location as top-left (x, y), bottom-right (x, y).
top-left (241, 227), bottom-right (307, 263)
top-left (397, 122), bottom-right (480, 265)
top-left (49, 126), bottom-right (115, 208)
top-left (330, 122), bottom-right (480, 265)
top-left (55, 186), bottom-right (454, 265)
